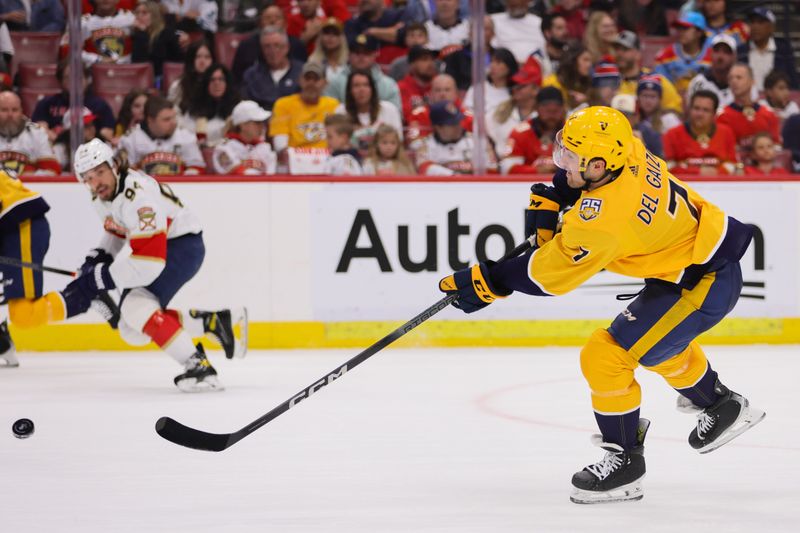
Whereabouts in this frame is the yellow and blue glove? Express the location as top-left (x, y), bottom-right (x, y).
top-left (438, 261), bottom-right (513, 313)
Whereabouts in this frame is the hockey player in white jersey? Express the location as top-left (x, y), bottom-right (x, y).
top-left (61, 139), bottom-right (247, 391)
top-left (212, 101), bottom-right (277, 175)
top-left (118, 95), bottom-right (206, 176)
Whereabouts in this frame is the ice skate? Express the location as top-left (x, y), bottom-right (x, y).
top-left (91, 291), bottom-right (120, 329)
top-left (0, 319), bottom-right (18, 368)
top-left (570, 418), bottom-right (650, 504)
top-left (680, 381), bottom-right (765, 454)
top-left (190, 307), bottom-right (248, 359)
top-left (174, 344), bottom-right (224, 392)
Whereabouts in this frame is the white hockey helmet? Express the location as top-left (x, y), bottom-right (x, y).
top-left (73, 138), bottom-right (117, 182)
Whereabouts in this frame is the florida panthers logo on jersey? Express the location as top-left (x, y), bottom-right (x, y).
top-left (0, 151), bottom-right (31, 174)
top-left (91, 27), bottom-right (127, 57)
top-left (140, 152), bottom-right (183, 176)
top-left (579, 198), bottom-right (602, 221)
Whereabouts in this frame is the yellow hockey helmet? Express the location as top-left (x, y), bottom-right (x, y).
top-left (557, 106), bottom-right (633, 173)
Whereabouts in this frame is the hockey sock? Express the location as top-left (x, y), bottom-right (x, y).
top-left (593, 408), bottom-right (641, 450)
top-left (674, 364), bottom-right (721, 408)
top-left (173, 309), bottom-right (205, 338)
top-left (143, 310), bottom-right (197, 365)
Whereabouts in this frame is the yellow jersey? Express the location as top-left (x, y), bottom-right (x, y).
top-left (269, 94), bottom-right (340, 149)
top-left (523, 138), bottom-right (750, 296)
top-left (0, 171), bottom-right (50, 232)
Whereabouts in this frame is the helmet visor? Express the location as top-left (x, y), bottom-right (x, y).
top-left (552, 130), bottom-right (582, 173)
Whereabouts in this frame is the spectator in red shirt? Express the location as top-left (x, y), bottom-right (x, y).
top-left (398, 45), bottom-right (438, 122)
top-left (744, 132), bottom-right (786, 176)
top-left (551, 0), bottom-right (588, 42)
top-left (406, 73), bottom-right (471, 147)
top-left (499, 86), bottom-right (565, 175)
top-left (663, 89), bottom-right (738, 176)
top-left (717, 63), bottom-right (781, 154)
top-left (286, 0), bottom-right (351, 54)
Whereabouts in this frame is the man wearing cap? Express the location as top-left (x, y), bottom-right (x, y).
top-left (416, 100), bottom-right (495, 176)
top-left (324, 33), bottom-right (401, 111)
top-left (487, 64), bottom-right (540, 151)
top-left (736, 7), bottom-right (798, 91)
top-left (270, 61), bottom-right (339, 156)
top-left (654, 11), bottom-right (712, 93)
top-left (663, 89), bottom-right (738, 175)
top-left (0, 91), bottom-right (61, 175)
top-left (213, 100), bottom-right (276, 175)
top-left (406, 73), bottom-right (472, 147)
top-left (717, 63), bottom-right (781, 149)
top-left (242, 26), bottom-right (305, 112)
top-left (232, 6), bottom-right (308, 85)
top-left (610, 93), bottom-right (662, 157)
top-left (687, 33), bottom-right (758, 110)
top-left (500, 86), bottom-right (565, 174)
top-left (53, 107), bottom-right (100, 169)
top-left (397, 45), bottom-right (439, 120)
top-left (612, 30), bottom-right (683, 115)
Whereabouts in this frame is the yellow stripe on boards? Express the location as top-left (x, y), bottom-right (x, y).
top-left (8, 318), bottom-right (800, 352)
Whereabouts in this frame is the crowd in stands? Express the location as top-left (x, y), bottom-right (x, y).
top-left (0, 0), bottom-right (799, 177)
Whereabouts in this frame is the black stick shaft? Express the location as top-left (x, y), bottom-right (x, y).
top-left (156, 237), bottom-right (535, 451)
top-left (0, 255), bottom-right (76, 277)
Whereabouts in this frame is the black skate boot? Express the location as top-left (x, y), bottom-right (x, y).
top-left (0, 319), bottom-right (18, 368)
top-left (189, 308), bottom-right (248, 359)
top-left (91, 291), bottom-right (120, 329)
top-left (174, 344), bottom-right (224, 392)
top-left (682, 381), bottom-right (765, 454)
top-left (570, 418), bottom-right (650, 504)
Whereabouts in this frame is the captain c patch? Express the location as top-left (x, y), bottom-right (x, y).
top-left (578, 198), bottom-right (602, 221)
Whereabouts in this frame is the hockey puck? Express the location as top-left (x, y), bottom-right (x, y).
top-left (12, 418), bottom-right (34, 439)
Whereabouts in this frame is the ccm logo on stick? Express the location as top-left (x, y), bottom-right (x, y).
top-left (289, 366), bottom-right (349, 408)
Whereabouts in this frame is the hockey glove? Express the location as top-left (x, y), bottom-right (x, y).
top-left (79, 248), bottom-right (114, 278)
top-left (439, 261), bottom-right (512, 314)
top-left (526, 183), bottom-right (564, 248)
top-left (74, 264), bottom-right (116, 300)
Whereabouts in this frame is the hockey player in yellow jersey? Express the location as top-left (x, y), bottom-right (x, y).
top-left (0, 170), bottom-right (55, 366)
top-left (439, 106), bottom-right (765, 504)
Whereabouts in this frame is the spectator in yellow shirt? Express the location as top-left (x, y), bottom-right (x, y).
top-left (269, 62), bottom-right (340, 155)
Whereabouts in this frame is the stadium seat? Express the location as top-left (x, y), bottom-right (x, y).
top-left (640, 36), bottom-right (674, 70)
top-left (776, 149), bottom-right (793, 172)
top-left (17, 63), bottom-right (59, 89)
top-left (94, 89), bottom-right (128, 118)
top-left (8, 32), bottom-right (61, 79)
top-left (214, 32), bottom-right (247, 70)
top-left (19, 86), bottom-right (60, 117)
top-left (162, 62), bottom-right (185, 96)
top-left (201, 146), bottom-right (216, 174)
top-left (789, 90), bottom-right (800, 108)
top-left (91, 63), bottom-right (154, 93)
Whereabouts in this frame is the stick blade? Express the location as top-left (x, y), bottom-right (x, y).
top-left (155, 416), bottom-right (233, 452)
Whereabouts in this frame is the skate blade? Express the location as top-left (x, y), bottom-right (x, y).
top-left (570, 479), bottom-right (644, 504)
top-left (176, 376), bottom-right (225, 393)
top-left (698, 402), bottom-right (766, 454)
top-left (231, 307), bottom-right (248, 359)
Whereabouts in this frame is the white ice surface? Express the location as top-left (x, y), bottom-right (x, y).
top-left (1, 345), bottom-right (798, 533)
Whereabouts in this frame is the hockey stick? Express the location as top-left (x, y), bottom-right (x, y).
top-left (0, 255), bottom-right (76, 277)
top-left (155, 236), bottom-right (536, 452)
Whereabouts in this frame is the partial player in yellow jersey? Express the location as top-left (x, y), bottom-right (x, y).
top-left (439, 107), bottom-right (765, 504)
top-left (0, 170), bottom-right (118, 367)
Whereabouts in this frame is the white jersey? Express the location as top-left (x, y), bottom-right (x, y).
top-left (93, 169), bottom-right (202, 289)
top-left (66, 9), bottom-right (136, 65)
top-left (416, 132), bottom-right (496, 176)
top-left (212, 135), bottom-right (277, 175)
top-left (424, 19), bottom-right (470, 51)
top-left (687, 71), bottom-right (759, 111)
top-left (0, 122), bottom-right (60, 175)
top-left (323, 150), bottom-right (363, 176)
top-left (118, 124), bottom-right (206, 175)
